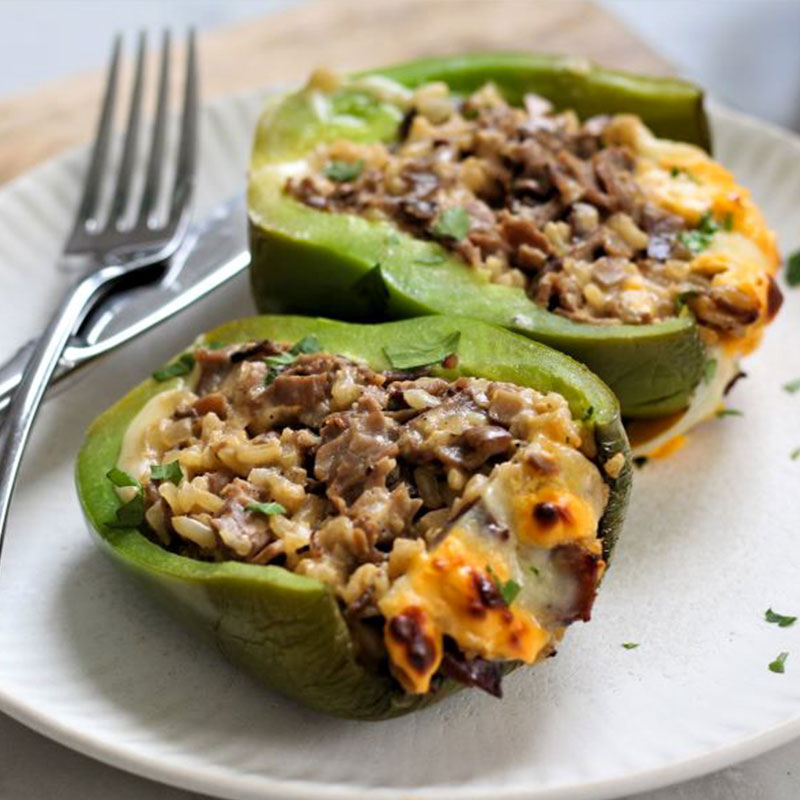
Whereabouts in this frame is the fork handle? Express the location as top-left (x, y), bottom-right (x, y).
top-left (0, 268), bottom-right (117, 559)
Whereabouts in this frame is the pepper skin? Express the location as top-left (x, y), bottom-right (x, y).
top-left (76, 315), bottom-right (631, 719)
top-left (248, 53), bottom-right (711, 420)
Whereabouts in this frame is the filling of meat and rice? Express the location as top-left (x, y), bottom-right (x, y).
top-left (115, 338), bottom-right (612, 697)
top-left (286, 78), bottom-right (779, 340)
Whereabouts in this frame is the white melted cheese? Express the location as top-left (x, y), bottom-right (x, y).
top-left (116, 388), bottom-right (195, 485)
top-left (631, 346), bottom-right (738, 458)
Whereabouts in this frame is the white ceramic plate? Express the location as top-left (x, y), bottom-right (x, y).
top-left (1, 90), bottom-right (800, 800)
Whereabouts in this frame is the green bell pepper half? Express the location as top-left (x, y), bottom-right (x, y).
top-left (247, 52), bottom-right (709, 419)
top-left (76, 315), bottom-right (631, 719)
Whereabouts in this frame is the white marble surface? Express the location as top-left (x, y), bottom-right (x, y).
top-left (1, 1), bottom-right (799, 798)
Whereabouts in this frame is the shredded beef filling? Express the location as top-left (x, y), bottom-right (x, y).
top-left (133, 340), bottom-right (604, 695)
top-left (286, 82), bottom-right (761, 333)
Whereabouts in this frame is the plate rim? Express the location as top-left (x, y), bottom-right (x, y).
top-left (1, 91), bottom-right (799, 800)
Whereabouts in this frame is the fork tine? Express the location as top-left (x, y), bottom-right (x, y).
top-left (165, 28), bottom-right (198, 234)
top-left (71, 34), bottom-right (122, 231)
top-left (137, 30), bottom-right (171, 228)
top-left (107, 31), bottom-right (147, 228)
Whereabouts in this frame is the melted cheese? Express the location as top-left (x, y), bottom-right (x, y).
top-left (380, 532), bottom-right (549, 694)
top-left (604, 114), bottom-right (779, 361)
top-left (602, 116), bottom-right (780, 458)
top-left (378, 445), bottom-right (605, 693)
top-left (627, 345), bottom-right (739, 457)
top-left (117, 388), bottom-right (195, 483)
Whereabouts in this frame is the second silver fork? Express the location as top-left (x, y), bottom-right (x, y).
top-left (0, 30), bottom-right (198, 559)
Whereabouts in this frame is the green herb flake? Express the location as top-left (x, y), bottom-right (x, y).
top-left (792, 447), bottom-right (800, 461)
top-left (528, 565), bottom-right (540, 578)
top-left (769, 651), bottom-right (789, 674)
top-left (324, 159), bottom-right (363, 182)
top-left (150, 460), bottom-right (183, 485)
top-left (783, 377), bottom-right (800, 394)
top-left (715, 408), bottom-right (743, 418)
top-left (786, 250), bottom-right (800, 287)
top-left (108, 494), bottom-right (145, 529)
top-left (247, 501), bottom-right (287, 517)
top-left (383, 331), bottom-right (460, 370)
top-left (633, 456), bottom-right (648, 469)
top-left (265, 351), bottom-right (296, 367)
top-left (432, 206), bottom-right (471, 241)
top-left (290, 334), bottom-right (321, 356)
top-left (582, 405), bottom-right (595, 422)
top-left (766, 608), bottom-right (797, 628)
top-left (621, 642), bottom-right (639, 650)
top-left (152, 353), bottom-right (195, 382)
top-left (486, 564), bottom-right (521, 605)
top-left (106, 467), bottom-right (139, 489)
top-left (678, 211), bottom-right (719, 255)
top-left (670, 166), bottom-right (699, 184)
top-left (703, 358), bottom-right (718, 384)
top-left (722, 212), bottom-right (734, 231)
top-left (262, 336), bottom-right (322, 387)
top-left (675, 290), bottom-right (699, 311)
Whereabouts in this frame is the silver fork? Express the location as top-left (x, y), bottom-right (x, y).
top-left (0, 30), bottom-right (198, 557)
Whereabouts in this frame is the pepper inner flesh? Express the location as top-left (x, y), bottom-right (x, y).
top-left (286, 77), bottom-right (780, 351)
top-left (117, 339), bottom-right (609, 697)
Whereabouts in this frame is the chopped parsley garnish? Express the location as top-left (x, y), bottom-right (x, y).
top-left (678, 211), bottom-right (719, 255)
top-left (528, 565), bottom-right (540, 578)
top-left (669, 166), bottom-right (699, 183)
top-left (703, 358), bottom-right (718, 384)
top-left (783, 377), bottom-right (800, 394)
top-left (150, 460), bottom-right (183, 485)
top-left (247, 501), bottom-right (286, 517)
top-left (722, 212), bottom-right (734, 231)
top-left (633, 456), bottom-right (648, 469)
top-left (621, 642), bottom-right (639, 650)
top-left (152, 353), bottom-right (195, 382)
top-left (486, 564), bottom-right (521, 605)
top-left (106, 494), bottom-right (144, 528)
top-left (109, 494), bottom-right (146, 528)
top-left (769, 651), bottom-right (789, 674)
top-left (715, 408), bottom-right (743, 418)
top-left (582, 405), bottom-right (595, 422)
top-left (786, 250), bottom-right (800, 287)
top-left (263, 366), bottom-right (281, 386)
top-left (432, 206), bottom-right (471, 241)
top-left (383, 331), bottom-right (461, 370)
top-left (324, 159), bottom-right (363, 182)
top-left (792, 447), bottom-right (800, 461)
top-left (765, 608), bottom-right (797, 628)
top-left (106, 467), bottom-right (139, 489)
top-left (106, 468), bottom-right (145, 528)
top-left (265, 351), bottom-right (297, 368)
top-left (289, 334), bottom-right (321, 356)
top-left (263, 335), bottom-right (323, 385)
top-left (675, 290), bottom-right (699, 311)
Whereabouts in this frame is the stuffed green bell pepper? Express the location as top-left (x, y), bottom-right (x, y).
top-left (76, 315), bottom-right (630, 719)
top-left (247, 53), bottom-right (782, 455)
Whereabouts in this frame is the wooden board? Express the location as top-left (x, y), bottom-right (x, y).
top-left (0, 0), bottom-right (670, 186)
